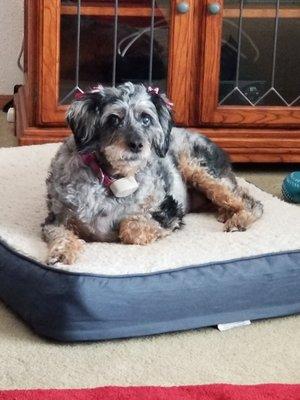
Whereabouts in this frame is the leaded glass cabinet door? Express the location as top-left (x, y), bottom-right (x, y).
top-left (200, 0), bottom-right (300, 126)
top-left (39, 0), bottom-right (191, 125)
top-left (59, 0), bottom-right (171, 103)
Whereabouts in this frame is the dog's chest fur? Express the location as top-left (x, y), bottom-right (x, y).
top-left (47, 138), bottom-right (187, 242)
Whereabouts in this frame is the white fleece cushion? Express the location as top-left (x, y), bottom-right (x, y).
top-left (0, 143), bottom-right (299, 275)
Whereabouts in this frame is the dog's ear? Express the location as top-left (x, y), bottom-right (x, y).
top-left (150, 91), bottom-right (174, 158)
top-left (66, 92), bottom-right (105, 151)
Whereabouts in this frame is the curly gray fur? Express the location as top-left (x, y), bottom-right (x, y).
top-left (43, 82), bottom-right (263, 262)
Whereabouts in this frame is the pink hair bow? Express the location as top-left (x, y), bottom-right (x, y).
top-left (74, 89), bottom-right (85, 101)
top-left (90, 84), bottom-right (104, 93)
top-left (147, 86), bottom-right (174, 108)
top-left (74, 85), bottom-right (104, 100)
top-left (147, 86), bottom-right (160, 95)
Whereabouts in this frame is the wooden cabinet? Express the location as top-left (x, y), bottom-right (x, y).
top-left (16, 0), bottom-right (300, 162)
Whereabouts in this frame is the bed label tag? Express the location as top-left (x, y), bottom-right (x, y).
top-left (217, 320), bottom-right (251, 331)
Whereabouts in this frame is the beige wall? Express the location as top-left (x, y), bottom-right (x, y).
top-left (0, 0), bottom-right (24, 95)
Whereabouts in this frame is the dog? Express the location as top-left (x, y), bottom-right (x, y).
top-left (42, 82), bottom-right (263, 265)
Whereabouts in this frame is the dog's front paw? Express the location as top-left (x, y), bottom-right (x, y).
top-left (223, 210), bottom-right (253, 232)
top-left (217, 208), bottom-right (233, 223)
top-left (47, 238), bottom-right (84, 265)
top-left (119, 215), bottom-right (164, 245)
top-left (47, 248), bottom-right (76, 265)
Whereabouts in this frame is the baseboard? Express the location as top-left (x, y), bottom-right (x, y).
top-left (15, 87), bottom-right (69, 146)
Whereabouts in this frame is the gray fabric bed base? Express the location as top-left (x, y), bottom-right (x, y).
top-left (0, 239), bottom-right (299, 342)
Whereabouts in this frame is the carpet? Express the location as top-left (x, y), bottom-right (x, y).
top-left (0, 112), bottom-right (17, 148)
top-left (0, 385), bottom-right (299, 400)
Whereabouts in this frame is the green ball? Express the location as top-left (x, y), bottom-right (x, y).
top-left (282, 172), bottom-right (300, 203)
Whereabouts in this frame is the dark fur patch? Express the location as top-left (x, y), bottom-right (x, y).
top-left (152, 195), bottom-right (184, 230)
top-left (67, 92), bottom-right (118, 152)
top-left (150, 93), bottom-right (173, 157)
top-left (41, 212), bottom-right (56, 227)
top-left (192, 139), bottom-right (232, 178)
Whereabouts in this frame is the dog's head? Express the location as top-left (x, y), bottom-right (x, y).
top-left (66, 82), bottom-right (173, 175)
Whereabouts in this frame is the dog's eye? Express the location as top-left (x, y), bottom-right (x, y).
top-left (108, 115), bottom-right (121, 127)
top-left (141, 114), bottom-right (151, 127)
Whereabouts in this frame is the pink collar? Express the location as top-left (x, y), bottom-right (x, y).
top-left (79, 152), bottom-right (114, 187)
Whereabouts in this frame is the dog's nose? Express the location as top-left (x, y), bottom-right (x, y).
top-left (128, 141), bottom-right (144, 153)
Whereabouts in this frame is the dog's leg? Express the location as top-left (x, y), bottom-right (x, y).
top-left (222, 186), bottom-right (264, 231)
top-left (179, 153), bottom-right (263, 231)
top-left (119, 215), bottom-right (169, 245)
top-left (217, 207), bottom-right (234, 223)
top-left (42, 224), bottom-right (84, 265)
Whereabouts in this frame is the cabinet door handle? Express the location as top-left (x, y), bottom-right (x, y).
top-left (208, 3), bottom-right (222, 15)
top-left (176, 2), bottom-right (190, 14)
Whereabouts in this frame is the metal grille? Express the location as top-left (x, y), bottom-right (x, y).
top-left (59, 1), bottom-right (168, 104)
top-left (219, 0), bottom-right (300, 107)
top-left (60, 0), bottom-right (82, 104)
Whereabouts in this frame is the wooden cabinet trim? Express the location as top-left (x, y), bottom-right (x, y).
top-left (37, 0), bottom-right (194, 126)
top-left (38, 0), bottom-right (63, 125)
top-left (17, 1), bottom-right (300, 162)
top-left (167, 0), bottom-right (197, 125)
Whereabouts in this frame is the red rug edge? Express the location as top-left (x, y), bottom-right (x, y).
top-left (0, 384), bottom-right (299, 400)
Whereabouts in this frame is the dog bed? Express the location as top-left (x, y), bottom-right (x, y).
top-left (0, 141), bottom-right (299, 342)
